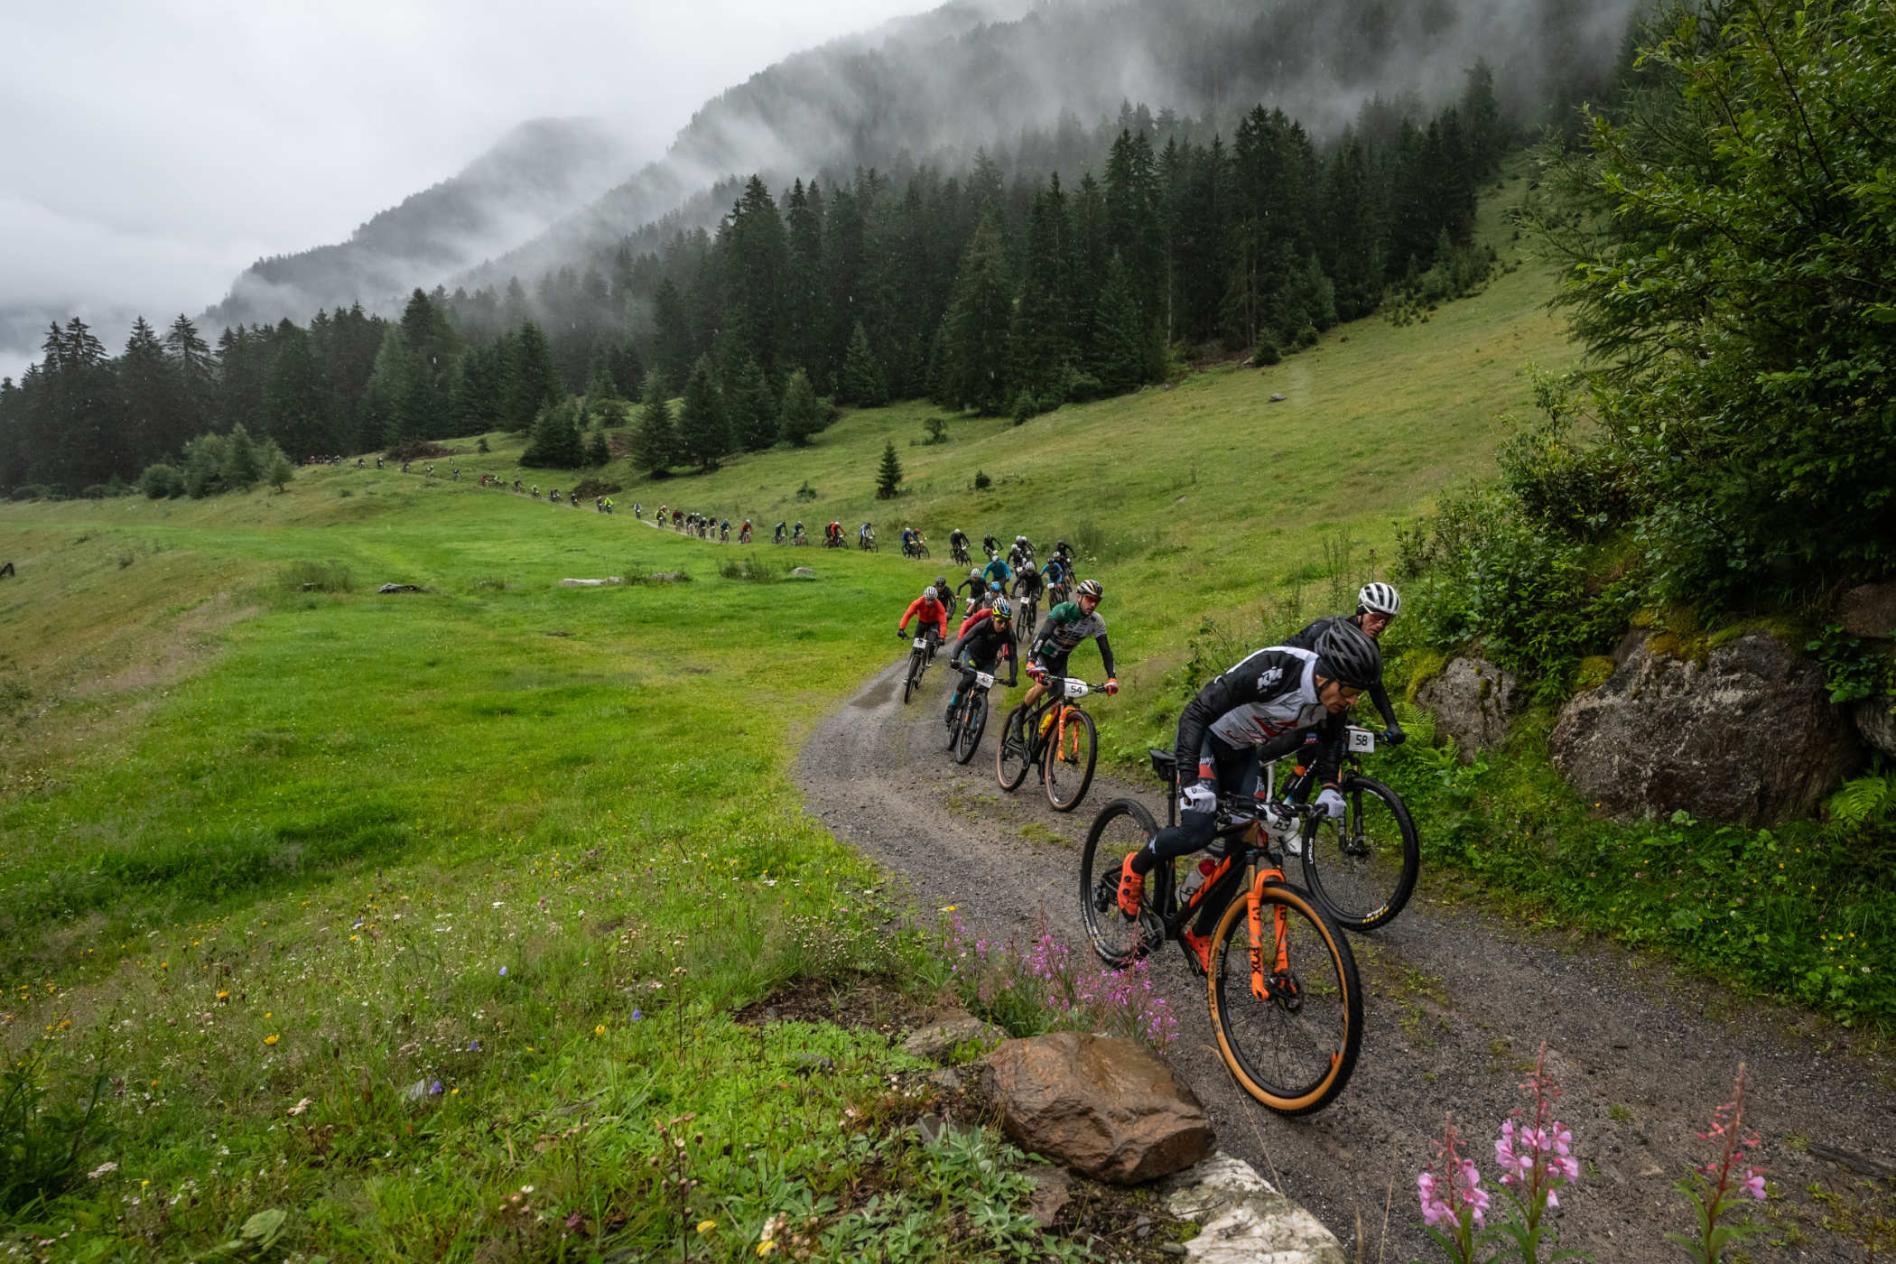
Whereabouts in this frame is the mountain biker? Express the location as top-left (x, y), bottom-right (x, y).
top-left (945, 598), bottom-right (1019, 726)
top-left (1008, 534), bottom-right (1035, 571)
top-left (901, 525), bottom-right (916, 551)
top-left (1044, 550), bottom-right (1072, 598)
top-left (859, 521), bottom-right (874, 548)
top-left (957, 568), bottom-right (987, 611)
top-left (897, 585), bottom-right (951, 654)
top-left (982, 552), bottom-right (1013, 590)
top-left (1012, 560), bottom-right (1045, 609)
top-left (1111, 619), bottom-right (1382, 972)
top-left (933, 576), bottom-right (952, 609)
top-left (793, 520), bottom-right (807, 544)
top-left (949, 528), bottom-right (971, 562)
top-left (1020, 578), bottom-right (1118, 714)
top-left (1282, 582), bottom-right (1406, 744)
top-left (982, 533), bottom-right (1000, 558)
top-left (774, 521), bottom-right (787, 544)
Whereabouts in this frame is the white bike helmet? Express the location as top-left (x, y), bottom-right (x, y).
top-left (1357, 582), bottom-right (1402, 618)
top-left (923, 587), bottom-right (939, 602)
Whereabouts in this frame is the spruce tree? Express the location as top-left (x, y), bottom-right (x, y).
top-left (263, 321), bottom-right (333, 458)
top-left (118, 318), bottom-right (173, 471)
top-left (586, 429), bottom-right (611, 467)
top-left (875, 439), bottom-right (903, 499)
top-left (631, 374), bottom-right (676, 475)
top-left (365, 327), bottom-right (414, 447)
top-left (934, 213), bottom-right (1014, 414)
top-left (839, 322), bottom-right (887, 406)
top-left (778, 368), bottom-right (821, 447)
top-left (725, 356), bottom-right (778, 452)
top-left (505, 322), bottom-right (561, 432)
top-left (1091, 254), bottom-right (1151, 394)
top-left (222, 423), bottom-right (263, 489)
top-left (677, 357), bottom-right (727, 472)
top-left (521, 398), bottom-right (585, 468)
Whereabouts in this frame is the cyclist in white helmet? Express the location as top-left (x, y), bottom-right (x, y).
top-left (1282, 581), bottom-right (1405, 744)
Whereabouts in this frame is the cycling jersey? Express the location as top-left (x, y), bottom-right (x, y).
top-left (1012, 571), bottom-right (1045, 603)
top-left (1174, 645), bottom-right (1343, 785)
top-left (982, 557), bottom-right (1014, 587)
top-left (1033, 601), bottom-right (1116, 677)
top-left (898, 596), bottom-right (950, 640)
top-left (1044, 558), bottom-right (1070, 586)
top-left (1284, 615), bottom-right (1400, 732)
top-left (953, 610), bottom-right (1017, 680)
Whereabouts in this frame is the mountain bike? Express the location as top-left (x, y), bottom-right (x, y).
top-left (1262, 726), bottom-right (1421, 932)
top-left (860, 532), bottom-right (878, 552)
top-left (994, 675), bottom-right (1106, 812)
top-left (903, 538), bottom-right (930, 560)
top-left (1013, 594), bottom-right (1040, 648)
top-left (900, 630), bottom-right (940, 705)
top-left (1078, 751), bottom-right (1362, 1115)
top-left (951, 542), bottom-right (971, 567)
top-left (944, 666), bottom-right (998, 764)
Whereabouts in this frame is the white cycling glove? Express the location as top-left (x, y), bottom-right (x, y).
top-left (1179, 782), bottom-right (1216, 816)
top-left (1316, 788), bottom-right (1347, 819)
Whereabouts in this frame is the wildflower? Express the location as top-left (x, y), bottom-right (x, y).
top-left (697, 1220), bottom-right (717, 1234)
top-left (499, 966), bottom-right (508, 977)
top-left (595, 1024), bottom-right (607, 1036)
top-left (631, 1009), bottom-right (643, 1021)
top-left (939, 904), bottom-right (957, 913)
top-left (215, 990), bottom-right (230, 1003)
top-left (264, 1033), bottom-right (280, 1046)
top-left (288, 1098), bottom-right (312, 1117)
top-left (87, 1162), bottom-right (118, 1180)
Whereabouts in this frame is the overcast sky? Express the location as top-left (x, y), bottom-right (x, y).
top-left (0, 0), bottom-right (934, 380)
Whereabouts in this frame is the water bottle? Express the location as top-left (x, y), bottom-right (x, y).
top-left (1178, 855), bottom-right (1217, 904)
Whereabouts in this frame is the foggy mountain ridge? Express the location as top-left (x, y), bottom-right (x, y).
top-left (465, 0), bottom-right (1643, 300)
top-left (202, 116), bottom-right (641, 330)
top-left (210, 0), bottom-right (1638, 334)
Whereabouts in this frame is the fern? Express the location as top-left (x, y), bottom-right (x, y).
top-left (1827, 774), bottom-right (1896, 828)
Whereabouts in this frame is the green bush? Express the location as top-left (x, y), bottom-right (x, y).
top-left (138, 464), bottom-right (185, 499)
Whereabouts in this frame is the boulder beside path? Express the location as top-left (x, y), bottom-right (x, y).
top-left (1550, 631), bottom-right (1858, 825)
top-left (983, 1032), bottom-right (1213, 1185)
top-left (1416, 655), bottom-right (1519, 761)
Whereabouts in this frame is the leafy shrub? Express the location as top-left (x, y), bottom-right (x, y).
top-left (10, 485), bottom-right (51, 502)
top-left (794, 480), bottom-right (819, 502)
top-left (1251, 341), bottom-right (1282, 366)
top-left (139, 464), bottom-right (185, 499)
top-left (973, 470), bottom-right (991, 491)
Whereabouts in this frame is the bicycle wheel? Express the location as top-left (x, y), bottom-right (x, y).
top-left (1206, 880), bottom-right (1362, 1116)
top-left (995, 705), bottom-right (1034, 792)
top-left (1079, 799), bottom-right (1166, 968)
top-left (954, 691), bottom-right (988, 764)
top-left (902, 650), bottom-right (923, 705)
top-left (1299, 775), bottom-right (1420, 932)
top-left (1042, 706), bottom-right (1098, 812)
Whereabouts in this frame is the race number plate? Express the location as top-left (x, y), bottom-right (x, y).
top-left (913, 638), bottom-right (929, 650)
top-left (975, 671), bottom-right (996, 688)
top-left (1063, 678), bottom-right (1090, 699)
top-left (1348, 726), bottom-right (1376, 752)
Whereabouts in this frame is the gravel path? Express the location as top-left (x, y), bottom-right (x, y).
top-left (796, 659), bottom-right (1896, 1262)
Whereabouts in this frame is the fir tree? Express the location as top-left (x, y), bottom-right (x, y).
top-left (631, 374), bottom-right (676, 475)
top-left (934, 213), bottom-right (1014, 414)
top-left (505, 322), bottom-right (561, 432)
top-left (222, 423), bottom-right (263, 489)
top-left (875, 439), bottom-right (903, 499)
top-left (725, 356), bottom-right (779, 452)
top-left (677, 357), bottom-right (727, 472)
top-left (521, 398), bottom-right (585, 468)
top-left (1091, 254), bottom-right (1151, 394)
top-left (839, 322), bottom-right (887, 406)
top-left (117, 318), bottom-right (173, 471)
top-left (586, 429), bottom-right (611, 467)
top-left (778, 368), bottom-right (821, 447)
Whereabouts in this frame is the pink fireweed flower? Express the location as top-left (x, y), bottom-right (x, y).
top-left (1419, 1117), bottom-right (1488, 1232)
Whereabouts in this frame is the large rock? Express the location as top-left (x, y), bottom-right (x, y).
top-left (1840, 582), bottom-right (1896, 639)
top-left (1164, 1152), bottom-right (1346, 1263)
top-left (902, 1014), bottom-right (1007, 1062)
top-left (1551, 632), bottom-right (1858, 825)
top-left (1416, 655), bottom-right (1519, 761)
top-left (1857, 699), bottom-right (1896, 760)
top-left (983, 1033), bottom-right (1212, 1184)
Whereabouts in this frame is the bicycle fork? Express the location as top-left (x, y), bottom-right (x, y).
top-left (1244, 865), bottom-right (1298, 1008)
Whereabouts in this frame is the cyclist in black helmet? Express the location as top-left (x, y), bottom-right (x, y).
top-left (1108, 619), bottom-right (1381, 973)
top-left (1283, 581), bottom-right (1406, 744)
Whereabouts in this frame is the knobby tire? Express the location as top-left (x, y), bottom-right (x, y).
top-left (1079, 799), bottom-right (1165, 968)
top-left (1042, 705), bottom-right (1098, 812)
top-left (995, 705), bottom-right (1034, 792)
top-left (1298, 774), bottom-right (1420, 932)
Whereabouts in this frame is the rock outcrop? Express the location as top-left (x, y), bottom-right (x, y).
top-left (1840, 581), bottom-right (1896, 639)
top-left (1857, 699), bottom-right (1896, 760)
top-left (1416, 656), bottom-right (1519, 761)
top-left (1551, 632), bottom-right (1858, 825)
top-left (984, 1033), bottom-right (1213, 1184)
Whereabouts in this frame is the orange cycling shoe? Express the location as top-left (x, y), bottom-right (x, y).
top-left (1182, 928), bottom-right (1214, 975)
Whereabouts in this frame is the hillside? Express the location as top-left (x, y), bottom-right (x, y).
top-left (204, 117), bottom-right (639, 329)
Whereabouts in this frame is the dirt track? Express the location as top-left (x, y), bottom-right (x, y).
top-left (796, 658), bottom-right (1896, 1262)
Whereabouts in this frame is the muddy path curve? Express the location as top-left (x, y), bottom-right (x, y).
top-left (795, 659), bottom-right (1895, 1262)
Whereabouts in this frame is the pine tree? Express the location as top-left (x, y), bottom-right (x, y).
top-left (364, 326), bottom-right (415, 447)
top-left (1008, 176), bottom-right (1074, 406)
top-left (839, 322), bottom-right (887, 406)
top-left (875, 439), bottom-right (903, 499)
top-left (934, 213), bottom-right (1014, 414)
top-left (1091, 254), bottom-right (1151, 394)
top-left (585, 429), bottom-right (611, 467)
top-left (778, 368), bottom-right (821, 447)
top-left (505, 322), bottom-right (561, 432)
top-left (676, 357), bottom-right (727, 472)
top-left (631, 374), bottom-right (676, 475)
top-left (117, 318), bottom-right (173, 471)
top-left (263, 321), bottom-right (334, 458)
top-left (725, 357), bottom-right (779, 452)
top-left (521, 398), bottom-right (585, 468)
top-left (266, 447), bottom-right (294, 491)
top-left (222, 422), bottom-right (263, 489)
top-left (163, 314), bottom-right (215, 451)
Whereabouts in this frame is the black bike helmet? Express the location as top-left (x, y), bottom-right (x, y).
top-left (1316, 618), bottom-right (1382, 689)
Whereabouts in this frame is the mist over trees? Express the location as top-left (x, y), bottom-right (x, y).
top-left (2, 70), bottom-right (1506, 492)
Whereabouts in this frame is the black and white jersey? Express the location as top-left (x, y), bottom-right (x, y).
top-left (1175, 646), bottom-right (1330, 771)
